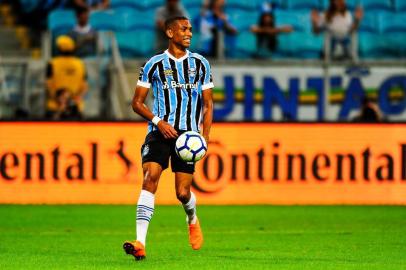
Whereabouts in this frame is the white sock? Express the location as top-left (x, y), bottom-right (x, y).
top-left (182, 191), bottom-right (197, 224)
top-left (136, 190), bottom-right (155, 246)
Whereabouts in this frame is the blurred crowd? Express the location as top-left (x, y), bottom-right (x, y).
top-left (2, 0), bottom-right (387, 121)
top-left (6, 0), bottom-right (367, 60)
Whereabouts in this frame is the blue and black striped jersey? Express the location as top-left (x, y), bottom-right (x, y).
top-left (137, 49), bottom-right (214, 133)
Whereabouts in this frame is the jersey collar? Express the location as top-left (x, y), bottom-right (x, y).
top-left (165, 49), bottom-right (189, 62)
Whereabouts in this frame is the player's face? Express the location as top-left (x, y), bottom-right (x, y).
top-left (171, 19), bottom-right (193, 48)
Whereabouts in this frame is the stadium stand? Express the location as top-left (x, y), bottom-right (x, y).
top-left (233, 30), bottom-right (256, 58)
top-left (120, 8), bottom-right (155, 31)
top-left (380, 11), bottom-right (406, 33)
top-left (360, 0), bottom-right (393, 11)
top-left (89, 10), bottom-right (121, 31)
top-left (115, 29), bottom-right (154, 57)
top-left (358, 13), bottom-right (378, 33)
top-left (274, 10), bottom-right (312, 33)
top-left (278, 31), bottom-right (323, 58)
top-left (226, 0), bottom-right (258, 11)
top-left (229, 8), bottom-right (258, 32)
top-left (9, 0), bottom-right (406, 60)
top-left (18, 0), bottom-right (42, 13)
top-left (393, 0), bottom-right (406, 11)
top-left (48, 9), bottom-right (76, 36)
top-left (283, 0), bottom-right (321, 10)
top-left (109, 0), bottom-right (139, 10)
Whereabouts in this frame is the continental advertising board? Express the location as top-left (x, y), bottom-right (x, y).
top-left (211, 65), bottom-right (406, 121)
top-left (0, 122), bottom-right (406, 204)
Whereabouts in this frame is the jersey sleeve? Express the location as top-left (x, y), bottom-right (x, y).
top-left (137, 60), bottom-right (155, 88)
top-left (201, 58), bottom-right (214, 90)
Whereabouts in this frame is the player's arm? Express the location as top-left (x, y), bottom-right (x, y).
top-left (132, 86), bottom-right (178, 139)
top-left (200, 58), bottom-right (214, 143)
top-left (201, 89), bottom-right (213, 143)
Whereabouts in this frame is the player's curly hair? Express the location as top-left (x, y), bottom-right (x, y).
top-left (164, 16), bottom-right (189, 30)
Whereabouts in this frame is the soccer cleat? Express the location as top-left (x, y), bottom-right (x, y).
top-left (123, 240), bottom-right (146, 260)
top-left (188, 217), bottom-right (204, 250)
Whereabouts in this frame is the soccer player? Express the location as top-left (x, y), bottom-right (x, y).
top-left (123, 16), bottom-right (214, 260)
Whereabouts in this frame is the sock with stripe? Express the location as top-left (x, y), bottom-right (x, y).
top-left (136, 190), bottom-right (155, 246)
top-left (182, 191), bottom-right (197, 224)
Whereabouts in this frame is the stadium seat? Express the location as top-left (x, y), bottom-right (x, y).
top-left (359, 13), bottom-right (379, 33)
top-left (89, 10), bottom-right (122, 31)
top-left (229, 9), bottom-right (258, 31)
top-left (226, 0), bottom-right (257, 10)
top-left (189, 32), bottom-right (200, 52)
top-left (358, 33), bottom-right (397, 58)
top-left (393, 0), bottom-right (406, 11)
top-left (109, 0), bottom-right (139, 10)
top-left (183, 0), bottom-right (202, 9)
top-left (120, 9), bottom-right (155, 31)
top-left (233, 30), bottom-right (256, 58)
top-left (137, 0), bottom-right (163, 10)
top-left (187, 6), bottom-right (202, 23)
top-left (380, 12), bottom-right (406, 33)
top-left (284, 0), bottom-right (320, 10)
top-left (19, 0), bottom-right (42, 13)
top-left (274, 10), bottom-right (312, 33)
top-left (48, 9), bottom-right (76, 35)
top-left (277, 32), bottom-right (323, 58)
top-left (359, 0), bottom-right (393, 11)
top-left (115, 30), bottom-right (155, 58)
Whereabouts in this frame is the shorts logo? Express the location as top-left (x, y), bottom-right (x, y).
top-left (188, 68), bottom-right (196, 76)
top-left (142, 144), bottom-right (149, 157)
top-left (164, 69), bottom-right (173, 76)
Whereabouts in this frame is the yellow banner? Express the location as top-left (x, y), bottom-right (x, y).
top-left (0, 122), bottom-right (405, 204)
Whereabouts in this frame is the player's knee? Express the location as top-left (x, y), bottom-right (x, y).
top-left (142, 170), bottom-right (160, 192)
top-left (176, 190), bottom-right (190, 204)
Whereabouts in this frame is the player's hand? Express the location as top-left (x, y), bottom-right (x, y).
top-left (280, 25), bottom-right (293, 33)
top-left (157, 121), bottom-right (178, 139)
top-left (311, 10), bottom-right (319, 24)
top-left (354, 7), bottom-right (364, 21)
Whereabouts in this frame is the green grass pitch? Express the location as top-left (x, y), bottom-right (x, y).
top-left (0, 205), bottom-right (405, 270)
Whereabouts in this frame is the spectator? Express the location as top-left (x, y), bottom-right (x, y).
top-left (155, 0), bottom-right (189, 52)
top-left (45, 89), bottom-right (82, 120)
top-left (311, 0), bottom-right (363, 60)
top-left (199, 0), bottom-right (237, 58)
top-left (352, 97), bottom-right (382, 122)
top-left (68, 6), bottom-right (97, 57)
top-left (46, 35), bottom-right (87, 119)
top-left (251, 12), bottom-right (293, 58)
top-left (70, 0), bottom-right (109, 10)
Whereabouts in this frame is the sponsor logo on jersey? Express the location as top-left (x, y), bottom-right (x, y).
top-left (163, 81), bottom-right (198, 89)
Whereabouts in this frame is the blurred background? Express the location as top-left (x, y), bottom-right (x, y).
top-left (0, 0), bottom-right (405, 122)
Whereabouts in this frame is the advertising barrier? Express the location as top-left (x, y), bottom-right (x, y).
top-left (1, 122), bottom-right (406, 204)
top-left (211, 65), bottom-right (406, 121)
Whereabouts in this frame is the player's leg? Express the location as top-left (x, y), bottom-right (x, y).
top-left (136, 162), bottom-right (163, 246)
top-left (175, 172), bottom-right (196, 223)
top-left (124, 162), bottom-right (164, 260)
top-left (124, 131), bottom-right (170, 260)
top-left (174, 171), bottom-right (204, 250)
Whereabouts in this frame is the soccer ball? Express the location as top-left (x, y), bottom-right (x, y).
top-left (175, 131), bottom-right (207, 162)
